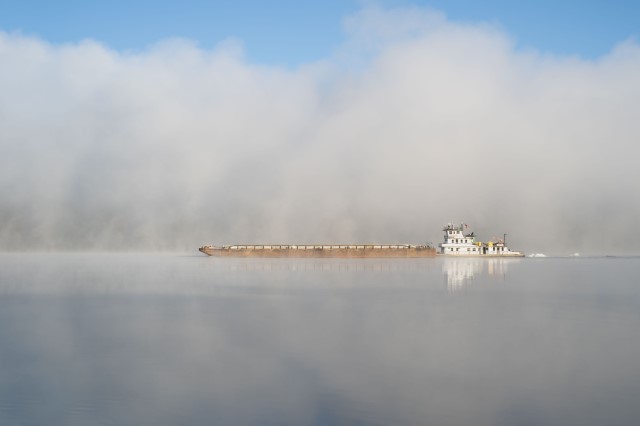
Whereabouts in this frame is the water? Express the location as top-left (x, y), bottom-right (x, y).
top-left (1, 254), bottom-right (639, 425)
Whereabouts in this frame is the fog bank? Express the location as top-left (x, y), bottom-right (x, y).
top-left (1, 7), bottom-right (639, 253)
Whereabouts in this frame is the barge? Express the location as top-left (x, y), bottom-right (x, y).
top-left (199, 244), bottom-right (436, 258)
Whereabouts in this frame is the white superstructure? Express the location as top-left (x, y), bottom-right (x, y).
top-left (439, 223), bottom-right (524, 257)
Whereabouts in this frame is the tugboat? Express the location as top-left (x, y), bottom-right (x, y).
top-left (438, 223), bottom-right (525, 257)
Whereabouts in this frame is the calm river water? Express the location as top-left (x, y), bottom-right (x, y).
top-left (1, 254), bottom-right (639, 425)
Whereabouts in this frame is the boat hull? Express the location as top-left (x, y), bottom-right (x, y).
top-left (199, 246), bottom-right (436, 258)
top-left (437, 253), bottom-right (525, 258)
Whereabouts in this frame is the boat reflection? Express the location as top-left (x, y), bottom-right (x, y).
top-left (441, 257), bottom-right (522, 293)
top-left (1, 254), bottom-right (525, 297)
top-left (201, 258), bottom-right (437, 272)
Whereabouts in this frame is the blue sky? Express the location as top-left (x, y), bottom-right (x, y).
top-left (1, 0), bottom-right (638, 65)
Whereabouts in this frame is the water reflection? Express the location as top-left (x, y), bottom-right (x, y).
top-left (441, 257), bottom-right (522, 293)
top-left (202, 258), bottom-right (437, 272)
top-left (0, 254), bottom-right (441, 296)
top-left (1, 254), bottom-right (640, 426)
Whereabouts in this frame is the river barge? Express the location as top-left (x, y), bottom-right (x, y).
top-left (199, 244), bottom-right (436, 258)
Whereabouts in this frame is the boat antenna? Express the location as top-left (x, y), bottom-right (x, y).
top-left (504, 233), bottom-right (507, 245)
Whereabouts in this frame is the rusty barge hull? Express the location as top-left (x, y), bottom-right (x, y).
top-left (199, 245), bottom-right (436, 258)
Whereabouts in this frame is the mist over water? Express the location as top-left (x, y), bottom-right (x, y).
top-left (1, 6), bottom-right (640, 253)
top-left (1, 254), bottom-right (639, 425)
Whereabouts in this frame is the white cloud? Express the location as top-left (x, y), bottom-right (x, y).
top-left (1, 7), bottom-right (639, 253)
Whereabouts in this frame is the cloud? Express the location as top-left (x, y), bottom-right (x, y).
top-left (1, 6), bottom-right (639, 253)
